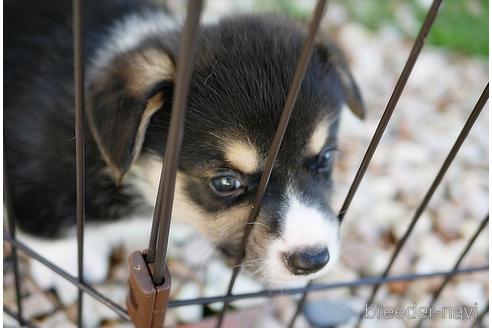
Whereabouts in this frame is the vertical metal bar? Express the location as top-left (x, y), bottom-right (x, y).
top-left (416, 214), bottom-right (489, 328)
top-left (215, 1), bottom-right (328, 327)
top-left (3, 138), bottom-right (24, 325)
top-left (73, 0), bottom-right (86, 326)
top-left (148, 0), bottom-right (204, 284)
top-left (355, 83), bottom-right (488, 328)
top-left (471, 302), bottom-right (489, 328)
top-left (337, 0), bottom-right (444, 223)
top-left (288, 1), bottom-right (445, 326)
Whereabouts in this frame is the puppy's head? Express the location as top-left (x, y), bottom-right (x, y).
top-left (87, 15), bottom-right (364, 284)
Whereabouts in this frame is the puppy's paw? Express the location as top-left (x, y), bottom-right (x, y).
top-left (21, 234), bottom-right (112, 305)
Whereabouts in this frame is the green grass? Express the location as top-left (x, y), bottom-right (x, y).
top-left (419, 0), bottom-right (488, 56)
top-left (253, 0), bottom-right (489, 57)
top-left (341, 0), bottom-right (488, 57)
top-left (253, 0), bottom-right (312, 19)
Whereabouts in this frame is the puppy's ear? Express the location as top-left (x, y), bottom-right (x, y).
top-left (87, 48), bottom-right (175, 183)
top-left (316, 41), bottom-right (365, 119)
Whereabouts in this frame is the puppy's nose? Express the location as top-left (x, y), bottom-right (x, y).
top-left (285, 247), bottom-right (330, 275)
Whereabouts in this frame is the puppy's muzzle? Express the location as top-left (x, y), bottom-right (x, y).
top-left (284, 246), bottom-right (330, 275)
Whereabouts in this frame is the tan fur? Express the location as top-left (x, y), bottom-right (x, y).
top-left (129, 156), bottom-right (271, 267)
top-left (308, 119), bottom-right (329, 155)
top-left (128, 155), bottom-right (273, 279)
top-left (128, 93), bottom-right (164, 172)
top-left (88, 93), bottom-right (165, 183)
top-left (128, 156), bottom-right (210, 227)
top-left (173, 177), bottom-right (272, 271)
top-left (173, 175), bottom-right (252, 242)
top-left (86, 47), bottom-right (173, 183)
top-left (223, 140), bottom-right (260, 174)
top-left (85, 97), bottom-right (123, 181)
top-left (126, 154), bottom-right (163, 204)
top-left (125, 49), bottom-right (175, 96)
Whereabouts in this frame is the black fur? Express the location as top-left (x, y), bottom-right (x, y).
top-left (4, 0), bottom-right (158, 237)
top-left (4, 0), bottom-right (362, 252)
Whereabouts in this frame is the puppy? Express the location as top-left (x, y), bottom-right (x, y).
top-left (4, 0), bottom-right (364, 305)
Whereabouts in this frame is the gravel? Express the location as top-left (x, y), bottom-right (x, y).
top-left (3, 2), bottom-right (488, 327)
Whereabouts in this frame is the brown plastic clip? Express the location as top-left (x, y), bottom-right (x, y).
top-left (126, 251), bottom-right (171, 328)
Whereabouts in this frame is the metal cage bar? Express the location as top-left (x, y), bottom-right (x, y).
top-left (416, 214), bottom-right (489, 327)
top-left (3, 231), bottom-right (487, 310)
top-left (3, 139), bottom-right (24, 325)
top-left (168, 266), bottom-right (488, 308)
top-left (337, 0), bottom-right (444, 224)
top-left (356, 83), bottom-right (489, 327)
top-left (72, 0), bottom-right (86, 326)
top-left (289, 0), bottom-right (445, 326)
top-left (215, 1), bottom-right (328, 326)
top-left (3, 305), bottom-right (40, 328)
top-left (2, 0), bottom-right (489, 326)
top-left (3, 232), bottom-right (131, 321)
top-left (148, 0), bottom-right (204, 285)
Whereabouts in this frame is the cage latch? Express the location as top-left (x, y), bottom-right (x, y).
top-left (126, 251), bottom-right (171, 328)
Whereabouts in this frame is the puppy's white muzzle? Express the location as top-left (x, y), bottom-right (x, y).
top-left (264, 195), bottom-right (340, 284)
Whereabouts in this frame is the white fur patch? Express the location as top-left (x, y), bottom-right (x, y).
top-left (224, 140), bottom-right (260, 174)
top-left (19, 154), bottom-right (212, 309)
top-left (18, 216), bottom-right (152, 305)
top-left (308, 119), bottom-right (330, 155)
top-left (264, 192), bottom-right (340, 283)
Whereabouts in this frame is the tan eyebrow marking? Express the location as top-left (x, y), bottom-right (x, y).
top-left (308, 119), bottom-right (330, 155)
top-left (224, 140), bottom-right (260, 174)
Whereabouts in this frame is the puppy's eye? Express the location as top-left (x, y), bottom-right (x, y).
top-left (210, 175), bottom-right (243, 196)
top-left (316, 147), bottom-right (336, 172)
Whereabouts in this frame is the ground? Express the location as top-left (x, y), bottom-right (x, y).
top-left (3, 1), bottom-right (488, 327)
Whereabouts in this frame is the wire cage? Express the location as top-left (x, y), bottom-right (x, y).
top-left (3, 0), bottom-right (489, 327)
